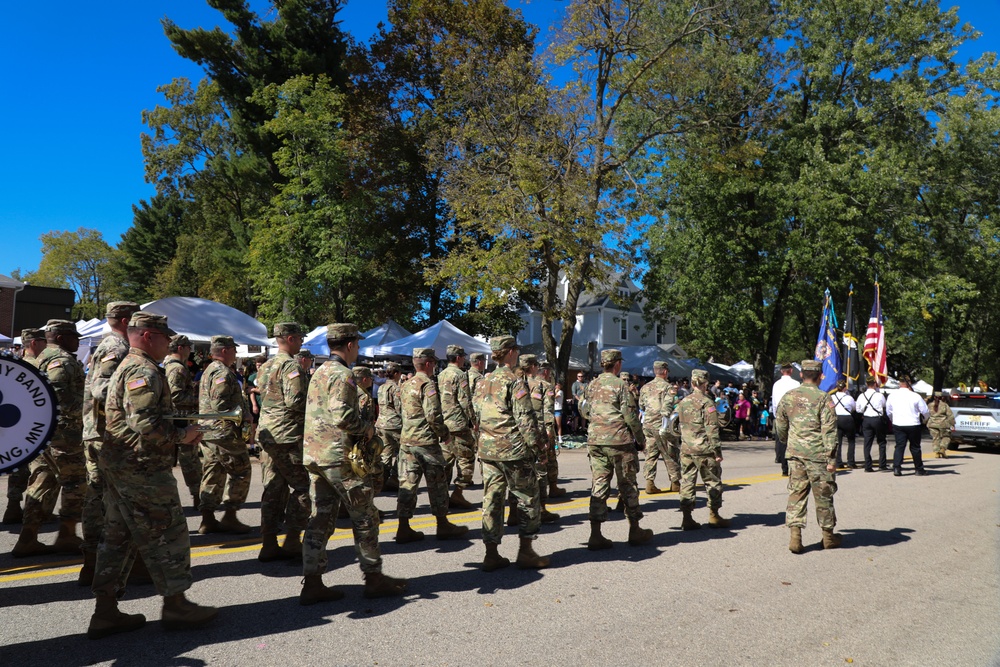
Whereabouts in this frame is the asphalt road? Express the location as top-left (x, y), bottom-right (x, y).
top-left (1, 437), bottom-right (998, 667)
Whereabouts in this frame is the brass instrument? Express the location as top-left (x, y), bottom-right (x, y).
top-left (172, 407), bottom-right (248, 440)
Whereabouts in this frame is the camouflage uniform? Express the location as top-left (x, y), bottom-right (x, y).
top-left (586, 362), bottom-right (646, 523)
top-left (24, 341), bottom-right (86, 526)
top-left (398, 365), bottom-right (451, 519)
top-left (438, 354), bottom-right (475, 490)
top-left (353, 366), bottom-right (385, 492)
top-left (93, 314), bottom-right (194, 599)
top-left (676, 384), bottom-right (724, 511)
top-left (198, 359), bottom-right (251, 513)
top-left (375, 371), bottom-right (402, 482)
top-left (524, 363), bottom-right (555, 504)
top-left (164, 354), bottom-right (202, 498)
top-left (256, 350), bottom-right (310, 539)
top-left (302, 346), bottom-right (383, 577)
top-left (775, 377), bottom-right (838, 530)
top-left (927, 397), bottom-right (955, 456)
top-left (477, 346), bottom-right (543, 544)
top-left (639, 372), bottom-right (680, 487)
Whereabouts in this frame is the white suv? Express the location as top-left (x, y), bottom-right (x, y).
top-left (949, 391), bottom-right (1000, 448)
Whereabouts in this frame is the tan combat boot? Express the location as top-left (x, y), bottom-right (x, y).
top-left (394, 518), bottom-right (425, 544)
top-left (645, 480), bottom-right (663, 495)
top-left (708, 509), bottom-right (731, 529)
top-left (822, 528), bottom-right (842, 549)
top-left (258, 533), bottom-right (294, 562)
top-left (299, 574), bottom-right (344, 605)
top-left (680, 507), bottom-right (701, 531)
top-left (52, 519), bottom-right (83, 554)
top-left (627, 518), bottom-right (653, 546)
top-left (449, 487), bottom-right (474, 511)
top-left (11, 525), bottom-right (56, 558)
top-left (78, 550), bottom-right (97, 586)
top-left (161, 593), bottom-right (219, 631)
top-left (482, 543), bottom-right (511, 572)
top-left (87, 595), bottom-right (146, 640)
top-left (363, 571), bottom-right (408, 599)
top-left (669, 481), bottom-right (680, 493)
top-left (435, 515), bottom-right (469, 540)
top-left (789, 526), bottom-right (803, 554)
top-left (198, 509), bottom-right (222, 535)
top-left (587, 520), bottom-right (613, 551)
top-left (2, 500), bottom-right (23, 525)
top-left (218, 508), bottom-right (252, 534)
top-left (540, 503), bottom-right (560, 524)
top-left (548, 482), bottom-right (567, 499)
top-left (515, 536), bottom-right (550, 569)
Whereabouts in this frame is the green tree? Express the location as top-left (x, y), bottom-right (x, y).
top-left (26, 228), bottom-right (118, 319)
top-left (113, 194), bottom-right (190, 303)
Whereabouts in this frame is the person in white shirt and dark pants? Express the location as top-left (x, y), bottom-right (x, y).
top-left (831, 380), bottom-right (857, 468)
top-left (770, 362), bottom-right (800, 476)
top-left (885, 378), bottom-right (930, 476)
top-left (855, 378), bottom-right (889, 471)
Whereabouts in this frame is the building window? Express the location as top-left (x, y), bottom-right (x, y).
top-left (620, 315), bottom-right (628, 341)
top-left (655, 323), bottom-right (663, 345)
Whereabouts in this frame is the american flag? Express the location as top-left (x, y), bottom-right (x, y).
top-left (863, 285), bottom-right (887, 386)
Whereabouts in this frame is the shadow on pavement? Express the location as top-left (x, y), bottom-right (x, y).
top-left (837, 526), bottom-right (914, 549)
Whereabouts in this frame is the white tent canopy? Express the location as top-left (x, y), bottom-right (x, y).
top-left (302, 320), bottom-right (414, 358)
top-left (140, 297), bottom-right (270, 346)
top-left (372, 320), bottom-right (491, 359)
top-left (0, 333), bottom-right (10, 344)
top-left (911, 379), bottom-right (933, 396)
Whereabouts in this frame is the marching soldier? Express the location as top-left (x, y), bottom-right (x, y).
top-left (88, 311), bottom-right (216, 638)
top-left (438, 344), bottom-right (476, 510)
top-left (299, 324), bottom-right (406, 604)
top-left (255, 323), bottom-right (311, 562)
top-left (164, 335), bottom-right (202, 507)
top-left (376, 362), bottom-right (403, 492)
top-left (516, 355), bottom-right (558, 524)
top-left (197, 335), bottom-right (252, 534)
top-left (537, 362), bottom-right (566, 497)
top-left (1, 328), bottom-right (46, 526)
top-left (353, 366), bottom-right (386, 497)
top-left (467, 352), bottom-right (487, 400)
top-left (477, 336), bottom-right (549, 571)
top-left (927, 391), bottom-right (956, 458)
top-left (396, 348), bottom-right (469, 543)
top-left (12, 320), bottom-right (86, 557)
top-left (639, 361), bottom-right (680, 494)
top-left (676, 368), bottom-right (731, 531)
top-left (584, 349), bottom-right (652, 550)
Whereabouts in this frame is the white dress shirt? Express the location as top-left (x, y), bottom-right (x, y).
top-left (771, 375), bottom-right (801, 413)
top-left (886, 388), bottom-right (929, 426)
top-left (855, 389), bottom-right (886, 417)
top-left (831, 391), bottom-right (856, 416)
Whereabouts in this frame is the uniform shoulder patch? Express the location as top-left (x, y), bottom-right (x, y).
top-left (127, 377), bottom-right (148, 391)
top-left (214, 376), bottom-right (226, 385)
top-left (48, 360), bottom-right (63, 369)
top-left (346, 377), bottom-right (356, 387)
top-left (102, 353), bottom-right (117, 362)
top-left (426, 387), bottom-right (437, 396)
top-left (531, 391), bottom-right (543, 400)
top-left (461, 380), bottom-right (469, 388)
top-left (288, 370), bottom-right (300, 379)
top-left (706, 406), bottom-right (716, 413)
top-left (546, 390), bottom-right (554, 397)
top-left (515, 388), bottom-right (528, 399)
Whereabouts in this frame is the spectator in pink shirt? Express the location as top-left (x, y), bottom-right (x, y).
top-left (734, 391), bottom-right (751, 440)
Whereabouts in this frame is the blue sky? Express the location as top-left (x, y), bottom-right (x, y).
top-left (1, 0), bottom-right (997, 278)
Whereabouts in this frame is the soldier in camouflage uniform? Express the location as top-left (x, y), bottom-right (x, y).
top-left (12, 320), bottom-right (86, 558)
top-left (583, 349), bottom-right (652, 550)
top-left (164, 335), bottom-right (202, 507)
top-left (438, 344), bottom-right (476, 510)
top-left (1, 328), bottom-right (47, 526)
top-left (396, 347), bottom-right (469, 543)
top-left (640, 361), bottom-right (680, 494)
top-left (538, 362), bottom-right (566, 497)
top-left (79, 301), bottom-right (142, 585)
top-left (676, 368), bottom-right (731, 531)
top-left (88, 311), bottom-right (217, 639)
top-left (376, 362), bottom-right (403, 492)
top-left (927, 392), bottom-right (956, 458)
top-left (516, 355), bottom-right (558, 524)
top-left (353, 366), bottom-right (385, 497)
top-left (255, 323), bottom-right (311, 562)
top-left (776, 359), bottom-right (841, 553)
top-left (468, 352), bottom-right (487, 402)
top-left (299, 324), bottom-right (406, 605)
top-left (197, 335), bottom-right (252, 535)
top-left (477, 335), bottom-right (549, 571)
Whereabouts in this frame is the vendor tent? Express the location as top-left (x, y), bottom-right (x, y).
top-left (911, 379), bottom-right (933, 396)
top-left (303, 320), bottom-right (414, 358)
top-left (618, 346), bottom-right (693, 378)
top-left (139, 297), bottom-right (270, 346)
top-left (518, 342), bottom-right (592, 373)
top-left (372, 320), bottom-right (491, 359)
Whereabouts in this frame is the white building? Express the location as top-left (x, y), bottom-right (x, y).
top-left (515, 273), bottom-right (679, 351)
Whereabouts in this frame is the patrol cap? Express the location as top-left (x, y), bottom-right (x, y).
top-left (780, 361), bottom-right (793, 370)
top-left (600, 349), bottom-right (623, 365)
top-left (518, 354), bottom-right (538, 369)
top-left (45, 319), bottom-right (79, 336)
top-left (211, 335), bottom-right (236, 349)
top-left (446, 344), bottom-right (466, 357)
top-left (619, 371), bottom-right (631, 380)
top-left (653, 361), bottom-right (669, 371)
top-left (490, 335), bottom-right (518, 354)
top-left (470, 352), bottom-right (486, 363)
top-left (296, 350), bottom-right (314, 359)
top-left (933, 390), bottom-right (944, 398)
top-left (168, 334), bottom-right (191, 351)
top-left (691, 369), bottom-right (709, 383)
top-left (106, 301), bottom-right (140, 319)
top-left (128, 312), bottom-right (174, 336)
top-left (352, 366), bottom-right (373, 379)
top-left (801, 359), bottom-right (822, 372)
top-left (384, 361), bottom-right (401, 374)
top-left (273, 322), bottom-right (303, 337)
top-left (21, 328), bottom-right (45, 342)
top-left (413, 347), bottom-right (438, 361)
top-left (540, 361), bottom-right (552, 370)
top-left (326, 323), bottom-right (363, 342)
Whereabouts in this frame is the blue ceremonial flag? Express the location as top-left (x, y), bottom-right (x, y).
top-left (815, 289), bottom-right (842, 392)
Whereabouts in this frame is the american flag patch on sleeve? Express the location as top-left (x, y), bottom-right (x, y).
top-left (127, 377), bottom-right (147, 391)
top-left (214, 377), bottom-right (226, 385)
top-left (515, 388), bottom-right (528, 399)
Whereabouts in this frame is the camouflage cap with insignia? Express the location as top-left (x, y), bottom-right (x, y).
top-left (384, 361), bottom-right (401, 374)
top-left (600, 348), bottom-right (623, 365)
top-left (691, 368), bottom-right (710, 383)
top-left (168, 334), bottom-right (191, 351)
top-left (326, 323), bottom-right (363, 342)
top-left (273, 322), bottom-right (303, 337)
top-left (518, 354), bottom-right (538, 369)
top-left (128, 312), bottom-right (175, 336)
top-left (211, 335), bottom-right (236, 349)
top-left (352, 365), bottom-right (373, 379)
top-left (780, 361), bottom-right (793, 370)
top-left (540, 361), bottom-right (552, 370)
top-left (446, 344), bottom-right (466, 357)
top-left (933, 390), bottom-right (944, 398)
top-left (490, 335), bottom-right (518, 354)
top-left (619, 371), bottom-right (631, 380)
top-left (296, 350), bottom-right (314, 359)
top-left (45, 319), bottom-right (80, 336)
top-left (801, 359), bottom-right (822, 372)
top-left (21, 328), bottom-right (45, 342)
top-left (413, 347), bottom-right (438, 361)
top-left (653, 360), bottom-right (669, 371)
top-left (106, 301), bottom-right (140, 319)
top-left (469, 352), bottom-right (486, 362)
